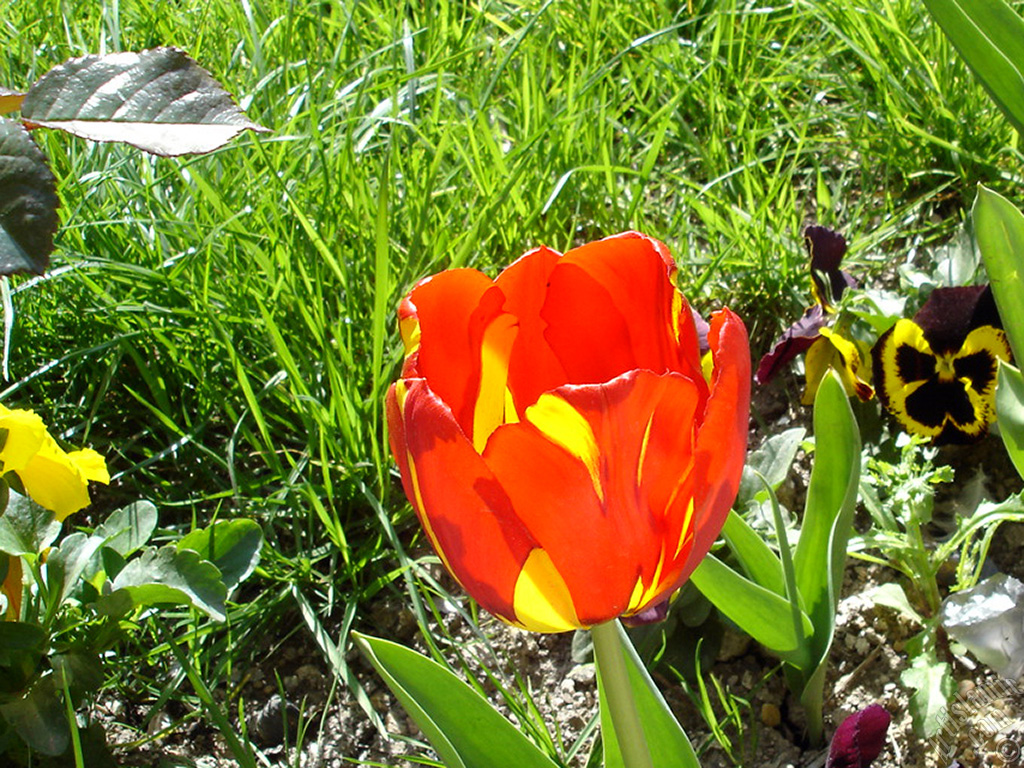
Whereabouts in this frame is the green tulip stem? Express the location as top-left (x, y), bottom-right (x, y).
top-left (591, 620), bottom-right (655, 768)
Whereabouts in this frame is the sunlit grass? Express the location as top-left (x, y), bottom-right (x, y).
top-left (1, 0), bottom-right (1021, 762)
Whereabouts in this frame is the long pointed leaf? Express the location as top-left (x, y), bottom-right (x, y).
top-left (353, 632), bottom-right (560, 768)
top-left (973, 185), bottom-right (1024, 362)
top-left (598, 621), bottom-right (699, 768)
top-left (922, 0), bottom-right (1024, 137)
top-left (690, 553), bottom-right (812, 659)
top-left (997, 362), bottom-right (1024, 479)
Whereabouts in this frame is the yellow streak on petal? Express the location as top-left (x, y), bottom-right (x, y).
top-left (525, 393), bottom-right (604, 503)
top-left (512, 548), bottom-right (581, 632)
top-left (472, 315), bottom-right (518, 453)
top-left (504, 388), bottom-right (520, 425)
top-left (636, 413), bottom-right (655, 487)
top-left (405, 450), bottom-right (454, 575)
top-left (399, 314), bottom-right (421, 357)
top-left (626, 554), bottom-right (666, 613)
top-left (674, 498), bottom-right (696, 558)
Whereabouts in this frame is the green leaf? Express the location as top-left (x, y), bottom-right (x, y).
top-left (922, 0), bottom-right (1024, 138)
top-left (44, 531), bottom-right (102, 603)
top-left (721, 507), bottom-right (785, 596)
top-left (353, 632), bottom-right (560, 768)
top-left (0, 622), bottom-right (46, 692)
top-left (690, 553), bottom-right (812, 659)
top-left (21, 48), bottom-right (269, 156)
top-left (107, 545), bottom-right (227, 621)
top-left (0, 491), bottom-right (60, 556)
top-left (0, 117), bottom-right (59, 275)
top-left (867, 583), bottom-right (926, 626)
top-left (998, 362), bottom-right (1024, 482)
top-left (92, 501), bottom-right (158, 557)
top-left (737, 427), bottom-right (806, 504)
top-left (791, 371), bottom-right (861, 745)
top-left (597, 622), bottom-right (699, 768)
top-left (973, 185), bottom-right (1024, 362)
top-left (793, 371), bottom-right (861, 667)
top-left (901, 651), bottom-right (955, 738)
top-left (0, 674), bottom-right (68, 755)
top-left (177, 519), bottom-right (262, 591)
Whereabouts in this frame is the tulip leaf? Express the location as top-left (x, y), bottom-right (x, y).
top-left (721, 508), bottom-right (786, 597)
top-left (598, 621), bottom-right (699, 768)
top-left (791, 370), bottom-right (861, 744)
top-left (973, 185), bottom-right (1024, 363)
top-left (922, 0), bottom-right (1024, 138)
top-left (793, 371), bottom-right (860, 663)
top-left (0, 117), bottom-right (59, 276)
top-left (352, 631), bottom-right (560, 768)
top-left (20, 48), bottom-right (269, 157)
top-left (996, 362), bottom-right (1024, 480)
top-left (690, 553), bottom-right (812, 659)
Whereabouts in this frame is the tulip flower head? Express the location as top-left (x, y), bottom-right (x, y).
top-left (387, 232), bottom-right (750, 632)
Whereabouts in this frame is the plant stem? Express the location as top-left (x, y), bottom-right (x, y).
top-left (591, 620), bottom-right (655, 768)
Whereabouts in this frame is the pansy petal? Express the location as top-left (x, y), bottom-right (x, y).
top-left (0, 406), bottom-right (48, 472)
top-left (388, 378), bottom-right (536, 623)
top-left (17, 435), bottom-right (93, 521)
top-left (755, 304), bottom-right (827, 385)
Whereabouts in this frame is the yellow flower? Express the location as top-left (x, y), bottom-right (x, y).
top-left (0, 404), bottom-right (109, 521)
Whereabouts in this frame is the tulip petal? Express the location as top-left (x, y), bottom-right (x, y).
top-left (485, 369), bottom-right (709, 626)
top-left (386, 378), bottom-right (536, 622)
top-left (512, 548), bottom-right (580, 632)
top-left (541, 233), bottom-right (699, 385)
top-left (684, 309), bottom-right (751, 584)
top-left (494, 246), bottom-right (568, 415)
top-left (405, 269), bottom-right (518, 446)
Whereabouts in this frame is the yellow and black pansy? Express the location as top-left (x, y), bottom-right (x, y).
top-left (872, 285), bottom-right (1012, 445)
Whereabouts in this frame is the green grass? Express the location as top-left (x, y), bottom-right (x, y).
top-left (1, 0), bottom-right (1023, 763)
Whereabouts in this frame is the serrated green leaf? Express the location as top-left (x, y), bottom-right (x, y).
top-left (109, 545), bottom-right (227, 621)
top-left (21, 48), bottom-right (269, 156)
top-left (973, 185), bottom-right (1024, 363)
top-left (0, 491), bottom-right (60, 556)
top-left (92, 502), bottom-right (158, 557)
top-left (867, 583), bottom-right (926, 626)
top-left (738, 427), bottom-right (806, 503)
top-left (997, 362), bottom-right (1024, 480)
top-left (0, 674), bottom-right (68, 755)
top-left (178, 519), bottom-right (262, 591)
top-left (597, 621), bottom-right (699, 768)
top-left (0, 118), bottom-right (58, 276)
top-left (353, 632), bottom-right (560, 768)
top-left (901, 651), bottom-right (955, 738)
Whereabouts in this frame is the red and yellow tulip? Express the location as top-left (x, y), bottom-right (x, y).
top-left (386, 232), bottom-right (750, 632)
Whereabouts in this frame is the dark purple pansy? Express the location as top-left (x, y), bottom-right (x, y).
top-left (825, 704), bottom-right (891, 768)
top-left (806, 225), bottom-right (857, 309)
top-left (755, 304), bottom-right (828, 385)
